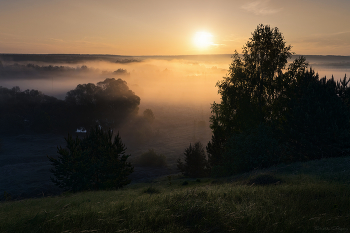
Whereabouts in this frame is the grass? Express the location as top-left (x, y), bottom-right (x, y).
top-left (1, 157), bottom-right (350, 232)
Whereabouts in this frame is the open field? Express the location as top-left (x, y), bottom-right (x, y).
top-left (1, 156), bottom-right (350, 233)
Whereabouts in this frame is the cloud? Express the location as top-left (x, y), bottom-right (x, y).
top-left (241, 0), bottom-right (282, 15)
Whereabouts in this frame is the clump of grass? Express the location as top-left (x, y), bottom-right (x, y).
top-left (211, 179), bottom-right (226, 185)
top-left (3, 191), bottom-right (12, 201)
top-left (142, 186), bottom-right (161, 194)
top-left (182, 181), bottom-right (189, 185)
top-left (247, 174), bottom-right (281, 186)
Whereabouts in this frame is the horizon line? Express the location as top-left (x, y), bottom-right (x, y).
top-left (1, 53), bottom-right (350, 57)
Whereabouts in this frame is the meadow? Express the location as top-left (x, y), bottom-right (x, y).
top-left (1, 156), bottom-right (350, 232)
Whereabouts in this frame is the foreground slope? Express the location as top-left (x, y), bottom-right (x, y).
top-left (1, 156), bottom-right (350, 233)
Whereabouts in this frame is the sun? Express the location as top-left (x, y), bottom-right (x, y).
top-left (193, 31), bottom-right (213, 48)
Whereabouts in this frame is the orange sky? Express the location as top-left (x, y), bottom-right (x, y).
top-left (1, 0), bottom-right (349, 55)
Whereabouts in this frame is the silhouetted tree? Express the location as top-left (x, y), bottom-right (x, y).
top-left (47, 126), bottom-right (133, 192)
top-left (143, 109), bottom-right (155, 124)
top-left (0, 78), bottom-right (141, 134)
top-left (0, 86), bottom-right (65, 133)
top-left (177, 142), bottom-right (209, 178)
top-left (336, 74), bottom-right (350, 109)
top-left (65, 78), bottom-right (140, 130)
top-left (207, 24), bottom-right (306, 168)
top-left (282, 70), bottom-right (350, 161)
top-left (207, 24), bottom-right (350, 175)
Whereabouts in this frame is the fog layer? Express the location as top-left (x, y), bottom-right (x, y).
top-left (0, 54), bottom-right (349, 199)
top-left (1, 54), bottom-right (349, 105)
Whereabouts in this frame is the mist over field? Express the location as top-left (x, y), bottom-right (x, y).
top-left (1, 54), bottom-right (349, 103)
top-left (0, 54), bottom-right (349, 199)
top-left (0, 54), bottom-right (230, 104)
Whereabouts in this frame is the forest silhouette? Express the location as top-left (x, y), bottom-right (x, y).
top-left (0, 78), bottom-right (140, 134)
top-left (206, 24), bottom-right (350, 176)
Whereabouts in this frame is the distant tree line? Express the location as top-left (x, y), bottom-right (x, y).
top-left (0, 54), bottom-right (121, 64)
top-left (0, 78), bottom-right (140, 134)
top-left (112, 68), bottom-right (130, 76)
top-left (0, 63), bottom-right (90, 76)
top-left (0, 63), bottom-right (131, 79)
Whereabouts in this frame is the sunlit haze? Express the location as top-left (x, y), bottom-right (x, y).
top-left (194, 32), bottom-right (213, 49)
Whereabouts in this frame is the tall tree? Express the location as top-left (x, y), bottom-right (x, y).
top-left (207, 24), bottom-right (308, 168)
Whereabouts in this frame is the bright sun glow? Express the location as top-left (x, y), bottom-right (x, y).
top-left (193, 31), bottom-right (213, 48)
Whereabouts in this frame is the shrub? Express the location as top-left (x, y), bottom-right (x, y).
top-left (142, 186), bottom-right (161, 194)
top-left (143, 109), bottom-right (155, 124)
top-left (182, 181), bottom-right (189, 186)
top-left (247, 174), bottom-right (281, 186)
top-left (47, 126), bottom-right (133, 192)
top-left (134, 149), bottom-right (167, 167)
top-left (177, 142), bottom-right (209, 178)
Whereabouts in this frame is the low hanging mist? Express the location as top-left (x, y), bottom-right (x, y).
top-left (0, 54), bottom-right (349, 200)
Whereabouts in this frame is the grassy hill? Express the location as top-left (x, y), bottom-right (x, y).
top-left (1, 156), bottom-right (350, 233)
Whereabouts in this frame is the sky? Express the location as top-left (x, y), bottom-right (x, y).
top-left (0, 0), bottom-right (350, 55)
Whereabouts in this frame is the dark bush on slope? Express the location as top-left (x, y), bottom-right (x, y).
top-left (47, 126), bottom-right (133, 192)
top-left (177, 142), bottom-right (209, 178)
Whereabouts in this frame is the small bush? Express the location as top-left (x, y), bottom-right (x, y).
top-left (142, 186), bottom-right (161, 194)
top-left (247, 174), bottom-right (281, 186)
top-left (182, 181), bottom-right (189, 186)
top-left (211, 179), bottom-right (225, 185)
top-left (134, 149), bottom-right (167, 167)
top-left (177, 142), bottom-right (209, 178)
top-left (3, 191), bottom-right (12, 201)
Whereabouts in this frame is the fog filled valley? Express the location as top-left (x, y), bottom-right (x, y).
top-left (1, 53), bottom-right (350, 200)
